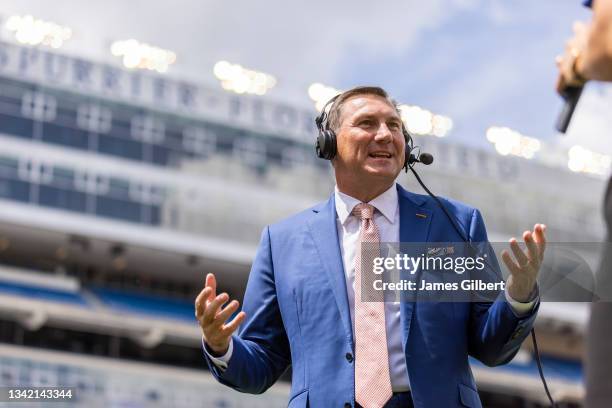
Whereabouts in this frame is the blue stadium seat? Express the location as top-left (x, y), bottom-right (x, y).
top-left (88, 286), bottom-right (195, 322)
top-left (0, 280), bottom-right (89, 306)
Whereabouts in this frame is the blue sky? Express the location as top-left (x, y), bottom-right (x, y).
top-left (333, 1), bottom-right (593, 148)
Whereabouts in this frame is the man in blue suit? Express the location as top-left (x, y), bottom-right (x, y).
top-left (195, 86), bottom-right (546, 408)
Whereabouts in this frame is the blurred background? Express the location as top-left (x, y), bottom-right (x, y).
top-left (0, 0), bottom-right (608, 406)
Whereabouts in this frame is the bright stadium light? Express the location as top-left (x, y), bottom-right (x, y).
top-left (213, 61), bottom-right (277, 95)
top-left (308, 83), bottom-right (342, 112)
top-left (431, 114), bottom-right (454, 137)
top-left (567, 145), bottom-right (611, 176)
top-left (486, 126), bottom-right (541, 159)
top-left (110, 39), bottom-right (177, 73)
top-left (398, 104), bottom-right (453, 137)
top-left (4, 15), bottom-right (72, 48)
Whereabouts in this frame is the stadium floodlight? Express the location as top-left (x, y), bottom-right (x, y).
top-left (4, 14), bottom-right (72, 48)
top-left (486, 126), bottom-right (541, 159)
top-left (308, 83), bottom-right (342, 112)
top-left (110, 39), bottom-right (177, 73)
top-left (398, 104), bottom-right (453, 137)
top-left (214, 61), bottom-right (276, 96)
top-left (567, 145), bottom-right (611, 176)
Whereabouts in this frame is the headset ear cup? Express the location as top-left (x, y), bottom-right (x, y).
top-left (403, 129), bottom-right (412, 169)
top-left (316, 133), bottom-right (326, 159)
top-left (316, 129), bottom-right (337, 160)
top-left (325, 130), bottom-right (337, 160)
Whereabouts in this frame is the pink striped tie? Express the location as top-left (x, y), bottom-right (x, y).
top-left (352, 203), bottom-right (392, 408)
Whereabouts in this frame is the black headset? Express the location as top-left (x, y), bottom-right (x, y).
top-left (314, 94), bottom-right (416, 171)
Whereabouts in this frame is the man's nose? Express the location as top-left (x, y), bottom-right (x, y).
top-left (374, 124), bottom-right (393, 142)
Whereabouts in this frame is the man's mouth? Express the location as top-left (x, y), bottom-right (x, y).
top-left (369, 152), bottom-right (392, 158)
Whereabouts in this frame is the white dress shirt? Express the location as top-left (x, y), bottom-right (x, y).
top-left (205, 184), bottom-right (536, 388)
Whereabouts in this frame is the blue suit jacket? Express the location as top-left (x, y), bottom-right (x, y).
top-left (204, 184), bottom-right (539, 408)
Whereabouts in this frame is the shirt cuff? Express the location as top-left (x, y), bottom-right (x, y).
top-left (505, 285), bottom-right (538, 317)
top-left (202, 337), bottom-right (233, 370)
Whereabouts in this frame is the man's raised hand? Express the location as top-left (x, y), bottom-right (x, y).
top-left (502, 224), bottom-right (547, 303)
top-left (195, 273), bottom-right (246, 356)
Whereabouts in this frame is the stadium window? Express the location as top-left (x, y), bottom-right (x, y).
top-left (0, 84), bottom-right (26, 116)
top-left (232, 137), bottom-right (266, 170)
top-left (281, 146), bottom-right (310, 168)
top-left (51, 167), bottom-right (75, 188)
top-left (0, 178), bottom-right (30, 203)
top-left (99, 108), bottom-right (143, 160)
top-left (182, 127), bottom-right (216, 156)
top-left (151, 145), bottom-right (171, 166)
top-left (152, 125), bottom-right (183, 166)
top-left (128, 183), bottom-right (164, 205)
top-left (95, 195), bottom-right (143, 224)
top-left (128, 182), bottom-right (145, 202)
top-left (0, 156), bottom-right (19, 178)
top-left (163, 127), bottom-right (183, 151)
top-left (142, 204), bottom-right (162, 225)
top-left (41, 122), bottom-right (89, 150)
top-left (151, 204), bottom-right (161, 225)
top-left (17, 159), bottom-right (52, 184)
top-left (95, 174), bottom-right (110, 195)
top-left (21, 92), bottom-right (56, 122)
top-left (0, 112), bottom-right (34, 139)
top-left (107, 178), bottom-right (131, 200)
top-left (77, 104), bottom-right (112, 133)
top-left (130, 115), bottom-right (165, 144)
top-left (74, 171), bottom-right (107, 194)
top-left (38, 185), bottom-right (87, 213)
top-left (74, 171), bottom-right (91, 193)
top-left (97, 132), bottom-right (143, 161)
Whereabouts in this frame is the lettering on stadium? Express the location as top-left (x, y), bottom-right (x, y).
top-left (0, 41), bottom-right (316, 142)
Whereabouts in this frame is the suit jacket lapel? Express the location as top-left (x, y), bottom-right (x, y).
top-left (397, 184), bottom-right (433, 349)
top-left (306, 195), bottom-right (354, 346)
top-left (398, 184), bottom-right (433, 243)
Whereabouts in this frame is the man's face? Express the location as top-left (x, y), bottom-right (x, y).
top-left (333, 94), bottom-right (406, 184)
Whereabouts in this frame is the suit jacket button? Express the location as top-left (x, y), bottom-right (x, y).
top-left (344, 403), bottom-right (352, 408)
top-left (345, 353), bottom-right (353, 363)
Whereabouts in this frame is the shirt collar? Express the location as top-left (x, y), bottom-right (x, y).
top-left (334, 183), bottom-right (398, 225)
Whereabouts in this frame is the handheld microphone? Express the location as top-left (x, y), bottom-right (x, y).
top-left (556, 85), bottom-right (584, 133)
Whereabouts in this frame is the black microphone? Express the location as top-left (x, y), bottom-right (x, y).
top-left (408, 152), bottom-right (434, 165)
top-left (556, 85), bottom-right (584, 133)
top-left (419, 152), bottom-right (434, 165)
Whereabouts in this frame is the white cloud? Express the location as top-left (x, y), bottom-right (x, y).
top-left (0, 0), bottom-right (458, 106)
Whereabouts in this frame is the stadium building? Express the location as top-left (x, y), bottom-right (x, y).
top-left (0, 35), bottom-right (603, 407)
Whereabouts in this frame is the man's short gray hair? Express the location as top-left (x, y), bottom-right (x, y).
top-left (326, 86), bottom-right (401, 132)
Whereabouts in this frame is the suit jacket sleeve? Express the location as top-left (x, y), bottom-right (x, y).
top-left (466, 209), bottom-right (539, 367)
top-left (203, 225), bottom-right (291, 393)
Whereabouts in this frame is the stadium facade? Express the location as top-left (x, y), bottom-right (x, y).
top-left (0, 39), bottom-right (602, 407)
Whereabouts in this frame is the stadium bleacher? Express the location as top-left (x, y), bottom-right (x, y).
top-left (0, 281), bottom-right (89, 307)
top-left (88, 286), bottom-right (194, 322)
